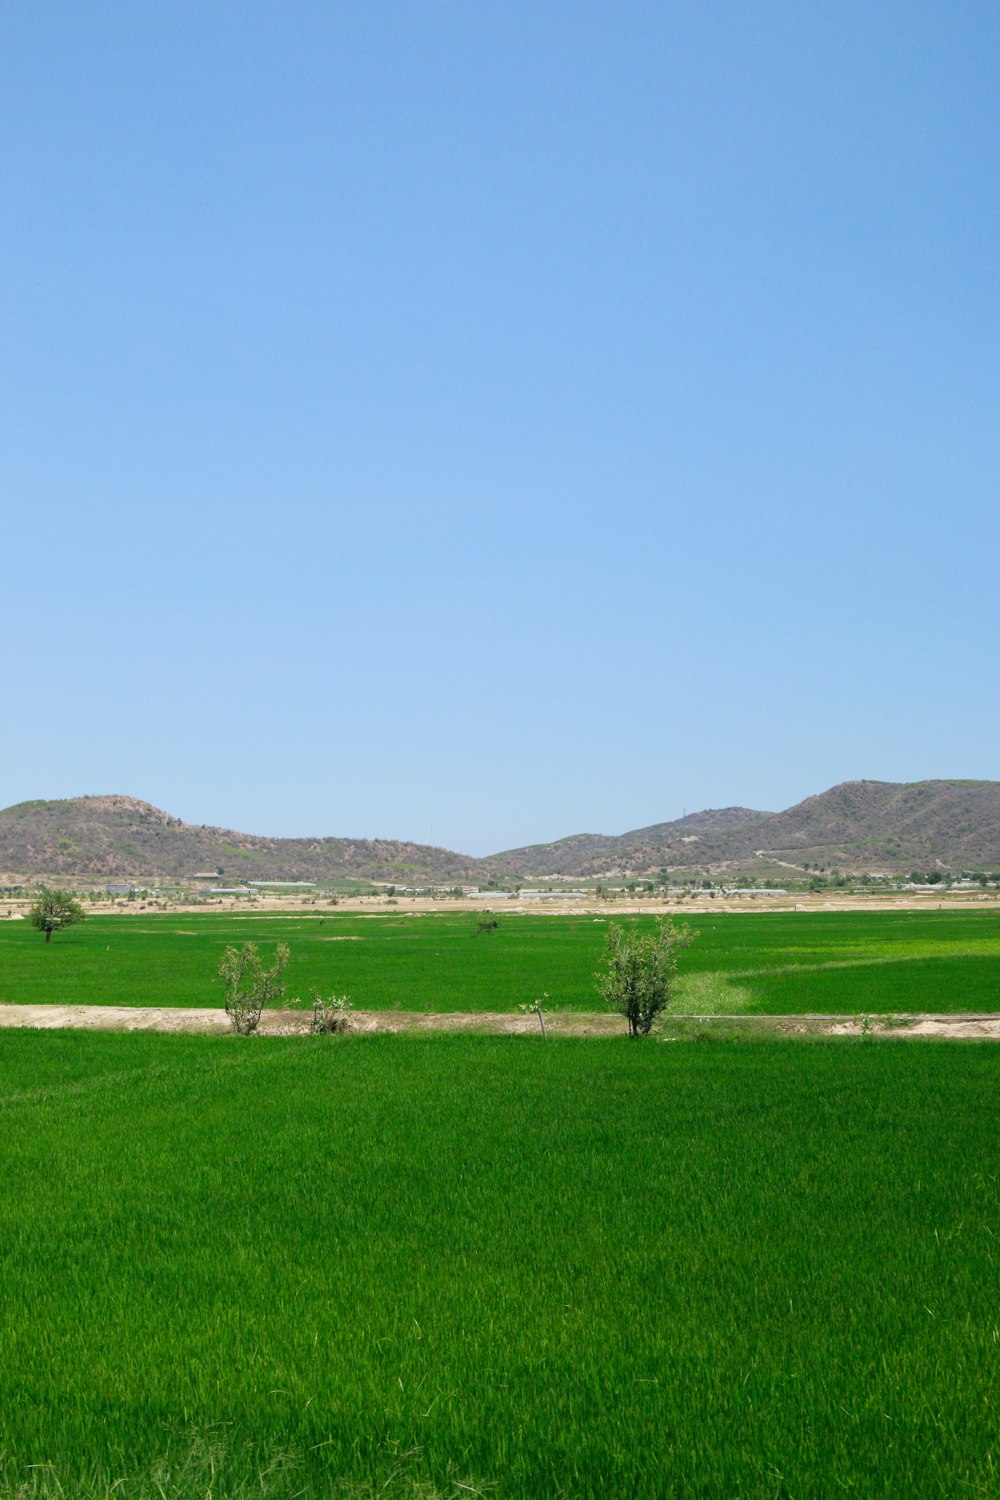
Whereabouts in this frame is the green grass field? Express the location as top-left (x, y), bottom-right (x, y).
top-left (1, 909), bottom-right (998, 1015)
top-left (1, 1032), bottom-right (998, 1497)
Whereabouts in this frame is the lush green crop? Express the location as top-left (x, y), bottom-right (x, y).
top-left (1, 909), bottom-right (998, 1015)
top-left (682, 909), bottom-right (1000, 1015)
top-left (1, 1033), bottom-right (999, 1498)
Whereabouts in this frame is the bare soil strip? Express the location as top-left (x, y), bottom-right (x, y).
top-left (0, 1005), bottom-right (999, 1039)
top-left (6, 894), bottom-right (1000, 922)
top-left (0, 1004), bottom-right (619, 1036)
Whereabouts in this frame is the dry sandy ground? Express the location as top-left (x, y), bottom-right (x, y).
top-left (1, 1005), bottom-right (998, 1040)
top-left (0, 1004), bottom-right (618, 1036)
top-left (4, 894), bottom-right (1000, 921)
top-left (119, 894), bottom-right (1000, 916)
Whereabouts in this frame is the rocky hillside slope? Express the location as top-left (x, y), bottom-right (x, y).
top-left (2, 781), bottom-right (998, 883)
top-left (0, 796), bottom-right (480, 884)
top-left (489, 806), bottom-right (771, 877)
top-left (490, 781), bottom-right (1000, 877)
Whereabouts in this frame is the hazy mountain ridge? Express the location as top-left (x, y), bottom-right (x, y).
top-left (500, 781), bottom-right (1000, 877)
top-left (489, 807), bottom-right (772, 876)
top-left (0, 796), bottom-right (481, 884)
top-left (1, 780), bottom-right (998, 883)
top-left (734, 780), bottom-right (1000, 871)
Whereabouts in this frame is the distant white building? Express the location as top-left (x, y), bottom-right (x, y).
top-left (520, 890), bottom-right (589, 900)
top-left (247, 881), bottom-right (316, 889)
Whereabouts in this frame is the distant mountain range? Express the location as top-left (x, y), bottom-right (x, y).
top-left (488, 780), bottom-right (1000, 877)
top-left (1, 780), bottom-right (998, 884)
top-left (0, 795), bottom-right (481, 885)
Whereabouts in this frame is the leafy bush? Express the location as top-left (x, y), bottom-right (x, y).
top-left (309, 988), bottom-right (352, 1033)
top-left (218, 942), bottom-right (290, 1034)
top-left (597, 918), bottom-right (697, 1036)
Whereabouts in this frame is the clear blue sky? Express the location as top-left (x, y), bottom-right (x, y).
top-left (3, 3), bottom-right (997, 854)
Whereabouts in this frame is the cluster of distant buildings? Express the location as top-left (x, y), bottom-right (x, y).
top-left (97, 875), bottom-right (997, 902)
top-left (104, 878), bottom-right (319, 898)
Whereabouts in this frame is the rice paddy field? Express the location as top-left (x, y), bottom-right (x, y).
top-left (1, 1032), bottom-right (998, 1498)
top-left (0, 908), bottom-right (998, 1015)
top-left (3, 911), bottom-right (999, 1495)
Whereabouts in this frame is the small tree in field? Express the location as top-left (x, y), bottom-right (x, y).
top-left (519, 992), bottom-right (551, 1038)
top-left (597, 918), bottom-right (696, 1036)
top-left (28, 886), bottom-right (86, 943)
top-left (219, 941), bottom-right (290, 1034)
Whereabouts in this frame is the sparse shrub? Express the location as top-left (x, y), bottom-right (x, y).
top-left (597, 918), bottom-right (697, 1036)
top-left (476, 916), bottom-right (499, 935)
top-left (310, 988), bottom-right (352, 1033)
top-left (518, 993), bottom-right (551, 1037)
top-left (219, 942), bottom-right (290, 1034)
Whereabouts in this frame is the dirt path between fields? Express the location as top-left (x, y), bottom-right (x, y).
top-left (0, 1004), bottom-right (620, 1036)
top-left (1, 1005), bottom-right (999, 1040)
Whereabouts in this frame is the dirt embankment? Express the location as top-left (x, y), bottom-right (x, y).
top-left (0, 1005), bottom-right (998, 1040)
top-left (0, 1004), bottom-right (618, 1036)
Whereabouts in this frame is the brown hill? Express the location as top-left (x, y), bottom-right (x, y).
top-left (2, 780), bottom-right (998, 886)
top-left (489, 781), bottom-right (1000, 877)
top-left (490, 806), bottom-right (771, 877)
top-left (731, 779), bottom-right (1000, 873)
top-left (0, 795), bottom-right (480, 885)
